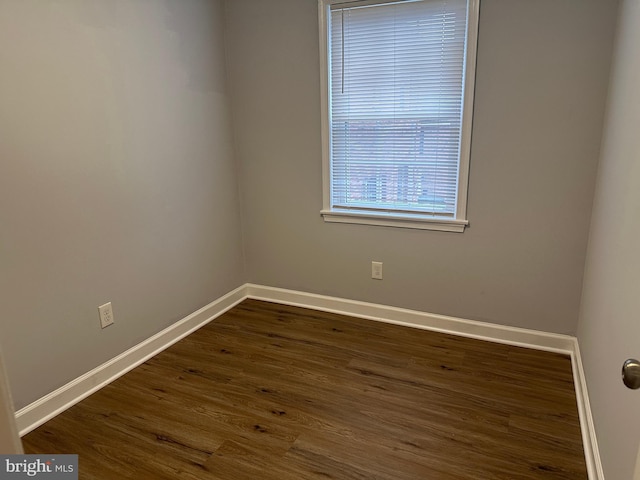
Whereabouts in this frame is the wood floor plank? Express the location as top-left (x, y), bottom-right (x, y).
top-left (23, 299), bottom-right (587, 479)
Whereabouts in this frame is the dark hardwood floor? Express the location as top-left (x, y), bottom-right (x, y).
top-left (23, 299), bottom-right (587, 479)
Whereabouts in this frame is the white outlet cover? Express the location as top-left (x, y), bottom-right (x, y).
top-left (372, 261), bottom-right (383, 280)
top-left (98, 302), bottom-right (114, 329)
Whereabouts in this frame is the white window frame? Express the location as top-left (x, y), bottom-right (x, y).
top-left (318, 0), bottom-right (480, 233)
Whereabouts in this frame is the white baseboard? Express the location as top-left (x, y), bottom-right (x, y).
top-left (571, 341), bottom-right (604, 480)
top-left (245, 284), bottom-right (576, 354)
top-left (15, 285), bottom-right (247, 437)
top-left (15, 282), bottom-right (602, 479)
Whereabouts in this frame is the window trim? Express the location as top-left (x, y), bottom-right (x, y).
top-left (318, 0), bottom-right (480, 232)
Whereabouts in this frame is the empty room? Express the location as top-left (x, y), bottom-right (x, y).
top-left (0, 0), bottom-right (638, 479)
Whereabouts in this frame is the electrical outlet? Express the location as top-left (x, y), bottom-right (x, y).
top-left (371, 261), bottom-right (383, 280)
top-left (98, 302), bottom-right (114, 329)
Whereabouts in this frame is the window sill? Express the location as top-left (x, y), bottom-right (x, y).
top-left (320, 209), bottom-right (468, 232)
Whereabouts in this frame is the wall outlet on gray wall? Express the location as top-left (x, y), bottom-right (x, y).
top-left (372, 262), bottom-right (383, 280)
top-left (98, 302), bottom-right (114, 329)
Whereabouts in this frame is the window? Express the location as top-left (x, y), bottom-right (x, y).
top-left (319, 0), bottom-right (479, 232)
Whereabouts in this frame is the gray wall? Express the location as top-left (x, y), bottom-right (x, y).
top-left (225, 0), bottom-right (618, 334)
top-left (0, 0), bottom-right (244, 409)
top-left (577, 0), bottom-right (640, 478)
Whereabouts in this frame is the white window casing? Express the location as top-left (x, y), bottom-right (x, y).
top-left (319, 0), bottom-right (479, 232)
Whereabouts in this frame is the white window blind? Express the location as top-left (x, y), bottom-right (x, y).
top-left (322, 0), bottom-right (476, 229)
